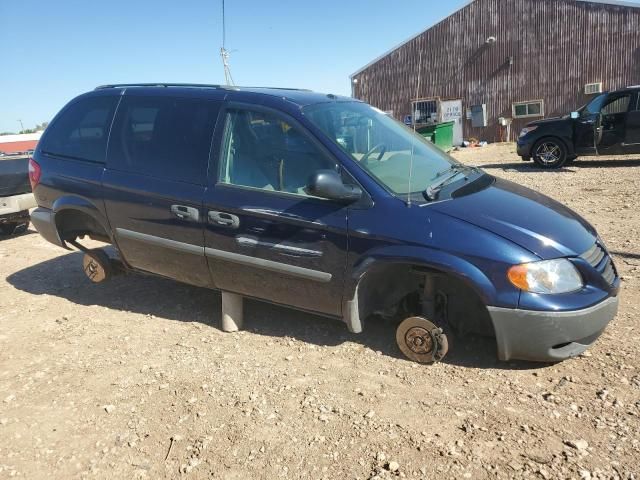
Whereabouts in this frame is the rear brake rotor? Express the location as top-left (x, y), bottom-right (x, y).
top-left (82, 252), bottom-right (110, 283)
top-left (396, 316), bottom-right (449, 364)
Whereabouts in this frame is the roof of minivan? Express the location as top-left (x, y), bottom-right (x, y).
top-left (241, 87), bottom-right (354, 106)
top-left (93, 84), bottom-right (355, 107)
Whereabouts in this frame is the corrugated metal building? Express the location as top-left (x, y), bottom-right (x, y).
top-left (350, 0), bottom-right (640, 144)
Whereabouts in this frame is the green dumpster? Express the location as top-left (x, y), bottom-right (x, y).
top-left (417, 121), bottom-right (454, 152)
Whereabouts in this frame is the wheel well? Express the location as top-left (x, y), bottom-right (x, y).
top-left (356, 263), bottom-right (495, 337)
top-left (55, 209), bottom-right (110, 244)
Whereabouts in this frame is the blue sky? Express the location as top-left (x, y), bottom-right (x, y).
top-left (3, 0), bottom-right (640, 133)
top-left (0, 0), bottom-right (470, 132)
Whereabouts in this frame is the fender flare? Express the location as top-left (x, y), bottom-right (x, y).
top-left (342, 246), bottom-right (499, 333)
top-left (51, 195), bottom-right (113, 248)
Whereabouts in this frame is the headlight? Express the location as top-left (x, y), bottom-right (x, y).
top-left (519, 126), bottom-right (538, 138)
top-left (507, 259), bottom-right (583, 294)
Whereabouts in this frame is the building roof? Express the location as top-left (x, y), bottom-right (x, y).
top-left (350, 0), bottom-right (640, 78)
top-left (0, 140), bottom-right (38, 154)
top-left (0, 132), bottom-right (42, 144)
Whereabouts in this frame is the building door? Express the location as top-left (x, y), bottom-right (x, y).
top-left (440, 99), bottom-right (464, 146)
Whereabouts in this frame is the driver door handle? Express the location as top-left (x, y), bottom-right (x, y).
top-left (209, 211), bottom-right (240, 229)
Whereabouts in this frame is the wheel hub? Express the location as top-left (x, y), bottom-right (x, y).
top-left (537, 143), bottom-right (561, 164)
top-left (405, 327), bottom-right (434, 354)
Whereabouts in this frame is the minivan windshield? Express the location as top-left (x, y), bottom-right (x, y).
top-left (303, 102), bottom-right (461, 197)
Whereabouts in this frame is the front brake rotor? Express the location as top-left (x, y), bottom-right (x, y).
top-left (396, 316), bottom-right (449, 364)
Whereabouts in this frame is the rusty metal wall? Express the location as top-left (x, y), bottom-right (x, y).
top-left (351, 0), bottom-right (640, 142)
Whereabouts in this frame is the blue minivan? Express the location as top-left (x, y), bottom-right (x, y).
top-left (30, 84), bottom-right (619, 363)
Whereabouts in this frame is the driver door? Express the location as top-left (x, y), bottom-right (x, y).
top-left (574, 111), bottom-right (600, 156)
top-left (596, 92), bottom-right (632, 155)
top-left (203, 104), bottom-right (350, 317)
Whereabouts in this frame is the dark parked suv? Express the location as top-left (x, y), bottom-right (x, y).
top-left (518, 86), bottom-right (640, 168)
top-left (30, 83), bottom-right (619, 363)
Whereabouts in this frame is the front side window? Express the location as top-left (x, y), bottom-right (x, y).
top-left (303, 101), bottom-right (456, 196)
top-left (39, 96), bottom-right (119, 163)
top-left (219, 109), bottom-right (337, 196)
top-left (582, 93), bottom-right (608, 116)
top-left (108, 96), bottom-right (219, 184)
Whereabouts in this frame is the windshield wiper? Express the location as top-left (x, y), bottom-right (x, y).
top-left (423, 164), bottom-right (476, 201)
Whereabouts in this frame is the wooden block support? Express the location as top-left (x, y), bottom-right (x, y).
top-left (221, 292), bottom-right (244, 332)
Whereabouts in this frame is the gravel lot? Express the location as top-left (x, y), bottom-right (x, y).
top-left (1, 143), bottom-right (639, 479)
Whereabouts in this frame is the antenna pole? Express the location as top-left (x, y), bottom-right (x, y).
top-left (407, 49), bottom-right (423, 207)
top-left (220, 0), bottom-right (235, 86)
top-left (222, 0), bottom-right (226, 49)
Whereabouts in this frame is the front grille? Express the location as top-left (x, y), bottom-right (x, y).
top-left (581, 243), bottom-right (616, 285)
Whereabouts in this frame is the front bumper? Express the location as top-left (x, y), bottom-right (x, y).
top-left (488, 296), bottom-right (619, 362)
top-left (0, 192), bottom-right (36, 220)
top-left (516, 138), bottom-right (534, 159)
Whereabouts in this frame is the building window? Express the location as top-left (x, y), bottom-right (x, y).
top-left (413, 99), bottom-right (438, 125)
top-left (512, 100), bottom-right (544, 119)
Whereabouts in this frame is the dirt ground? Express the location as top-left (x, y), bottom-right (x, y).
top-left (1, 143), bottom-right (639, 479)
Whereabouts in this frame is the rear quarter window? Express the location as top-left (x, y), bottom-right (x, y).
top-left (107, 96), bottom-right (220, 185)
top-left (39, 95), bottom-right (119, 163)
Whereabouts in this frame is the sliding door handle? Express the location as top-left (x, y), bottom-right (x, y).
top-left (171, 205), bottom-right (199, 222)
top-left (209, 211), bottom-right (240, 229)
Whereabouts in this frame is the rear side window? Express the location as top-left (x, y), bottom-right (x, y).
top-left (107, 96), bottom-right (220, 184)
top-left (39, 96), bottom-right (119, 163)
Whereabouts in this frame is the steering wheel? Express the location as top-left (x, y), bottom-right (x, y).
top-left (361, 143), bottom-right (387, 166)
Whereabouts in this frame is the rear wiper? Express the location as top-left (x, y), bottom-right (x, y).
top-left (423, 164), bottom-right (475, 201)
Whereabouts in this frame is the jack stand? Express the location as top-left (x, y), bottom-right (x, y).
top-left (221, 292), bottom-right (243, 332)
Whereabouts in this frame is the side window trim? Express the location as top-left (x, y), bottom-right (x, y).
top-left (104, 92), bottom-right (125, 166)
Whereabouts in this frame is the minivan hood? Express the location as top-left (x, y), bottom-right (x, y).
top-left (431, 177), bottom-right (596, 259)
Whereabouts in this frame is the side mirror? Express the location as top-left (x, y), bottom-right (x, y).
top-left (307, 170), bottom-right (362, 204)
top-left (570, 111), bottom-right (580, 119)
